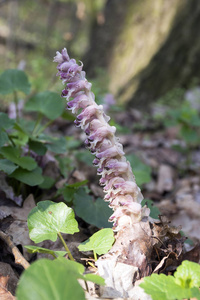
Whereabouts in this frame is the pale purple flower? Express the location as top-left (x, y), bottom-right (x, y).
top-left (54, 48), bottom-right (150, 230)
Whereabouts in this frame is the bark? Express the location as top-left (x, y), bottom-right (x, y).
top-left (128, 0), bottom-right (200, 109)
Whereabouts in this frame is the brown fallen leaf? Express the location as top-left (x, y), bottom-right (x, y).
top-left (0, 274), bottom-right (15, 300)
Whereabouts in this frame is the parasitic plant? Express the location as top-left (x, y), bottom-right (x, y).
top-left (53, 48), bottom-right (150, 230)
top-left (54, 48), bottom-right (153, 298)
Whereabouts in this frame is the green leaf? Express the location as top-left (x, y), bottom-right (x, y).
top-left (56, 155), bottom-right (75, 178)
top-left (174, 260), bottom-right (200, 288)
top-left (0, 130), bottom-right (9, 147)
top-left (57, 257), bottom-right (105, 285)
top-left (0, 146), bottom-right (37, 170)
top-left (28, 140), bottom-right (47, 155)
top-left (84, 273), bottom-right (105, 286)
top-left (141, 199), bottom-right (160, 219)
top-left (78, 228), bottom-right (114, 255)
top-left (16, 258), bottom-right (86, 300)
top-left (75, 150), bottom-right (94, 166)
top-left (0, 112), bottom-right (15, 129)
top-left (140, 261), bottom-right (200, 300)
top-left (25, 91), bottom-right (66, 120)
top-left (28, 200), bottom-right (79, 243)
top-left (0, 159), bottom-right (18, 175)
top-left (10, 166), bottom-right (44, 186)
top-left (0, 69), bottom-right (31, 95)
top-left (126, 154), bottom-right (152, 186)
top-left (73, 188), bottom-right (113, 228)
top-left (24, 245), bottom-right (66, 258)
top-left (39, 176), bottom-right (55, 189)
top-left (10, 167), bottom-right (44, 186)
top-left (140, 273), bottom-right (192, 300)
top-left (58, 180), bottom-right (88, 203)
top-left (38, 134), bottom-right (67, 154)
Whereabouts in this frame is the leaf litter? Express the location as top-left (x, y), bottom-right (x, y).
top-left (0, 104), bottom-right (200, 299)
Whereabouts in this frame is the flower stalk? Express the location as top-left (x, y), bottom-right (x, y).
top-left (53, 48), bottom-right (150, 231)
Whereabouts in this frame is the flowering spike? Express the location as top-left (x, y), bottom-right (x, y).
top-left (54, 49), bottom-right (150, 231)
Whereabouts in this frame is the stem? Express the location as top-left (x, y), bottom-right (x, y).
top-left (36, 119), bottom-right (53, 136)
top-left (32, 113), bottom-right (43, 137)
top-left (57, 232), bottom-right (74, 261)
top-left (5, 131), bottom-right (16, 147)
top-left (93, 250), bottom-right (98, 261)
top-left (14, 90), bottom-right (19, 121)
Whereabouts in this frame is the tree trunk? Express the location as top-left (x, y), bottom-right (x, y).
top-left (128, 0), bottom-right (200, 109)
top-left (84, 0), bottom-right (200, 109)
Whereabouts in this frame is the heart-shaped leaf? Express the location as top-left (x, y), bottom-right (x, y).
top-left (0, 159), bottom-right (18, 175)
top-left (0, 112), bottom-right (15, 129)
top-left (28, 201), bottom-right (79, 243)
top-left (73, 188), bottom-right (113, 228)
top-left (0, 69), bottom-right (31, 95)
top-left (10, 166), bottom-right (44, 186)
top-left (0, 146), bottom-right (37, 170)
top-left (25, 91), bottom-right (66, 120)
top-left (16, 258), bottom-right (86, 300)
top-left (78, 228), bottom-right (115, 255)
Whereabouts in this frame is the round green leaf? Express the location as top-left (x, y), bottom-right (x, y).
top-left (126, 154), bottom-right (152, 186)
top-left (0, 159), bottom-right (18, 175)
top-left (0, 69), bottom-right (31, 95)
top-left (78, 228), bottom-right (115, 255)
top-left (73, 188), bottom-right (113, 228)
top-left (28, 201), bottom-right (79, 243)
top-left (174, 260), bottom-right (200, 288)
top-left (25, 91), bottom-right (66, 120)
top-left (16, 259), bottom-right (86, 300)
top-left (0, 146), bottom-right (37, 170)
top-left (0, 112), bottom-right (15, 129)
top-left (10, 166), bottom-right (44, 186)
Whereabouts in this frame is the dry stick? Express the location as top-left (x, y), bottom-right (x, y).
top-left (0, 230), bottom-right (30, 269)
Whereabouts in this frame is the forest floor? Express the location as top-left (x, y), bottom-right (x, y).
top-left (0, 102), bottom-right (200, 299)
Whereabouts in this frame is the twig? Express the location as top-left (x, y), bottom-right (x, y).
top-left (0, 230), bottom-right (30, 269)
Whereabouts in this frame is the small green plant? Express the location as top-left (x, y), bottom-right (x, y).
top-left (0, 69), bottom-right (67, 190)
top-left (164, 101), bottom-right (200, 147)
top-left (140, 260), bottom-right (200, 300)
top-left (16, 200), bottom-right (115, 299)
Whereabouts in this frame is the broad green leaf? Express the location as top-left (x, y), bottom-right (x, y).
top-left (0, 112), bottom-right (15, 129)
top-left (0, 130), bottom-right (9, 147)
top-left (174, 260), bottom-right (200, 288)
top-left (65, 136), bottom-right (82, 150)
top-left (25, 91), bottom-right (66, 120)
top-left (140, 261), bottom-right (200, 300)
top-left (28, 201), bottom-right (79, 243)
top-left (38, 134), bottom-right (67, 154)
top-left (39, 176), bottom-right (55, 189)
top-left (24, 245), bottom-right (66, 258)
top-left (0, 69), bottom-right (31, 95)
top-left (126, 154), bottom-right (152, 186)
top-left (140, 273), bottom-right (193, 300)
top-left (73, 188), bottom-right (113, 228)
top-left (28, 140), bottom-right (47, 155)
top-left (10, 166), bottom-right (44, 186)
top-left (0, 159), bottom-right (18, 175)
top-left (58, 180), bottom-right (88, 203)
top-left (57, 257), bottom-right (105, 285)
top-left (75, 150), bottom-right (93, 166)
top-left (16, 259), bottom-right (86, 300)
top-left (78, 228), bottom-right (114, 255)
top-left (84, 273), bottom-right (105, 286)
top-left (141, 199), bottom-right (160, 219)
top-left (0, 146), bottom-right (37, 170)
top-left (56, 155), bottom-right (75, 178)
